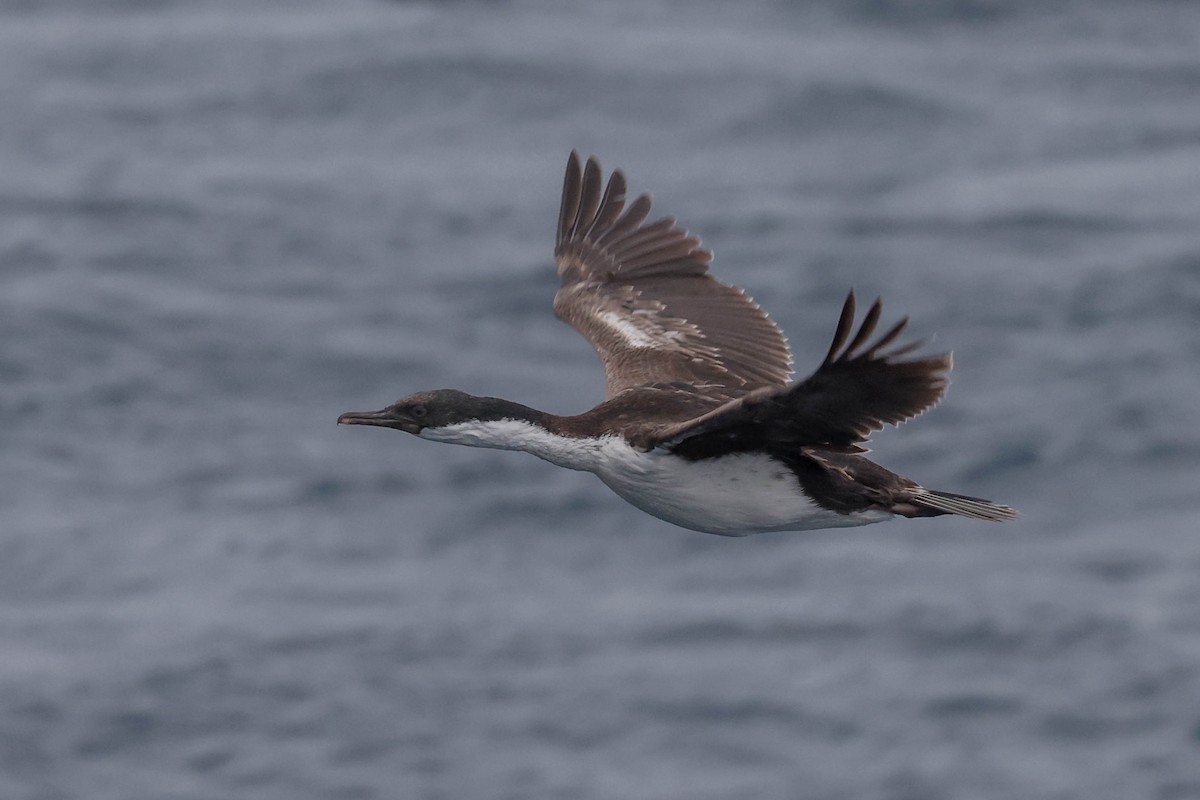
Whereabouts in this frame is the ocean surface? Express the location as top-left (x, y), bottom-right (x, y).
top-left (3, 1), bottom-right (1200, 798)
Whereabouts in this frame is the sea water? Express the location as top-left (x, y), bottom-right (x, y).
top-left (2, 1), bottom-right (1199, 797)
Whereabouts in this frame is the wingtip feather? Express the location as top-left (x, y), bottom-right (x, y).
top-left (824, 291), bottom-right (857, 366)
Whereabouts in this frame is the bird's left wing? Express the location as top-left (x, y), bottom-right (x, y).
top-left (553, 152), bottom-right (793, 401)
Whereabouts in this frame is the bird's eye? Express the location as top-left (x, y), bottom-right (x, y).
top-left (410, 404), bottom-right (427, 418)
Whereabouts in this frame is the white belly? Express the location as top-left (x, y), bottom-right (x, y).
top-left (592, 445), bottom-right (891, 537)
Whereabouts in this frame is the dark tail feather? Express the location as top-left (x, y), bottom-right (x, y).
top-left (900, 489), bottom-right (1019, 522)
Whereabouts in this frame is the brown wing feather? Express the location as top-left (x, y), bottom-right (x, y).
top-left (648, 291), bottom-right (952, 452)
top-left (553, 152), bottom-right (793, 400)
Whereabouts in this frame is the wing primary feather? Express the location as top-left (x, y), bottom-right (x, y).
top-left (880, 339), bottom-right (927, 360)
top-left (602, 216), bottom-right (677, 253)
top-left (619, 231), bottom-right (697, 265)
top-left (584, 170), bottom-right (626, 242)
top-left (843, 298), bottom-right (882, 357)
top-left (557, 151), bottom-right (582, 250)
top-left (823, 291), bottom-right (857, 366)
top-left (596, 194), bottom-right (653, 246)
top-left (864, 317), bottom-right (910, 358)
top-left (614, 257), bottom-right (710, 279)
top-left (572, 157), bottom-right (604, 240)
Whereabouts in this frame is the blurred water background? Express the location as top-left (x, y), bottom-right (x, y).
top-left (3, 0), bottom-right (1200, 798)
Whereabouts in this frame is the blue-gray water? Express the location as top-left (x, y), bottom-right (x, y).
top-left (3, 1), bottom-right (1200, 798)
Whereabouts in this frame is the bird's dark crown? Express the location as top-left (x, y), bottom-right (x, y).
top-left (338, 389), bottom-right (546, 434)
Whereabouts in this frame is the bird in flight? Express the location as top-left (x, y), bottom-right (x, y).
top-left (339, 152), bottom-right (1017, 535)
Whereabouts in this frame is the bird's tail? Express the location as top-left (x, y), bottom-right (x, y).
top-left (901, 488), bottom-right (1019, 522)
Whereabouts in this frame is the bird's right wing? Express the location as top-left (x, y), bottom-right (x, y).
top-left (647, 292), bottom-right (952, 453)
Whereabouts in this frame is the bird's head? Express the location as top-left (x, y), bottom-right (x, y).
top-left (337, 389), bottom-right (490, 435)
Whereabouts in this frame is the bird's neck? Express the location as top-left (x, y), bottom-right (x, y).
top-left (417, 403), bottom-right (607, 471)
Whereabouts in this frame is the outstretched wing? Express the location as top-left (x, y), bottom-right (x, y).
top-left (553, 152), bottom-right (793, 401)
top-left (649, 292), bottom-right (952, 453)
